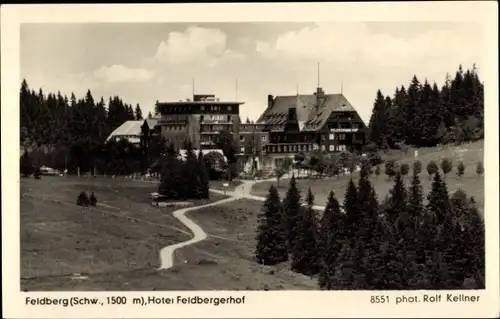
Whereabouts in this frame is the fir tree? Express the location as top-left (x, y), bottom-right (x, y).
top-left (158, 142), bottom-right (182, 200)
top-left (343, 178), bottom-right (358, 234)
top-left (135, 104), bottom-right (143, 120)
top-left (463, 199), bottom-right (485, 288)
top-left (181, 140), bottom-right (202, 198)
top-left (283, 175), bottom-right (302, 252)
top-left (318, 191), bottom-right (347, 289)
top-left (426, 171), bottom-right (451, 225)
top-left (255, 185), bottom-right (288, 265)
top-left (386, 172), bottom-right (408, 226)
top-left (197, 150), bottom-right (210, 198)
top-left (408, 171), bottom-right (424, 224)
top-left (291, 188), bottom-right (319, 276)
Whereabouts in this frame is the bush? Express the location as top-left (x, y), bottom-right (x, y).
top-left (77, 192), bottom-right (89, 207)
top-left (476, 161), bottom-right (484, 176)
top-left (413, 160), bottom-right (422, 175)
top-left (375, 165), bottom-right (381, 176)
top-left (89, 192), bottom-right (97, 206)
top-left (440, 158), bottom-right (453, 176)
top-left (33, 168), bottom-right (41, 180)
top-left (400, 163), bottom-right (410, 176)
top-left (456, 162), bottom-right (465, 178)
top-left (426, 160), bottom-right (438, 179)
top-left (384, 160), bottom-right (397, 179)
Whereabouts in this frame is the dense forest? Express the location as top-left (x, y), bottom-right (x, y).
top-left (367, 64), bottom-right (484, 148)
top-left (19, 79), bottom-right (161, 175)
top-left (256, 162), bottom-right (485, 290)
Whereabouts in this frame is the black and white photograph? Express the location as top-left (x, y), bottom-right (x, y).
top-left (2, 2), bottom-right (499, 318)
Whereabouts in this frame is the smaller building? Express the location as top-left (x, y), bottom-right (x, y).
top-left (106, 119), bottom-right (159, 145)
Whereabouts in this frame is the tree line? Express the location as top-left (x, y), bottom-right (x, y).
top-left (367, 64), bottom-right (484, 149)
top-left (256, 161), bottom-right (484, 289)
top-left (19, 79), bottom-right (158, 174)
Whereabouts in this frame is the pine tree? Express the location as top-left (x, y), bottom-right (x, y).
top-left (463, 199), bottom-right (485, 288)
top-left (255, 185), bottom-right (288, 265)
top-left (413, 160), bottom-right (422, 175)
top-left (368, 90), bottom-right (387, 146)
top-left (426, 171), bottom-right (451, 225)
top-left (318, 191), bottom-right (347, 289)
top-left (283, 175), bottom-right (302, 253)
top-left (408, 171), bottom-right (424, 224)
top-left (386, 172), bottom-right (408, 226)
top-left (158, 142), bottom-right (182, 200)
top-left (135, 104), bottom-right (143, 120)
top-left (291, 188), bottom-right (319, 276)
top-left (181, 140), bottom-right (202, 198)
top-left (355, 168), bottom-right (381, 289)
top-left (343, 178), bottom-right (358, 235)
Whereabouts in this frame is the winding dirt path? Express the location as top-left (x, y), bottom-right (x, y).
top-left (157, 176), bottom-right (327, 270)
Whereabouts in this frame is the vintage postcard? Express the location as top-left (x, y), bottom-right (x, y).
top-left (1, 2), bottom-right (499, 318)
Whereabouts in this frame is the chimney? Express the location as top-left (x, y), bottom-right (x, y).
top-left (267, 95), bottom-right (274, 108)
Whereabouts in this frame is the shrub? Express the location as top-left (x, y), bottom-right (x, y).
top-left (440, 158), bottom-right (453, 177)
top-left (385, 160), bottom-right (397, 180)
top-left (400, 163), bottom-right (410, 176)
top-left (426, 160), bottom-right (438, 179)
top-left (413, 160), bottom-right (422, 175)
top-left (77, 192), bottom-right (89, 207)
top-left (456, 162), bottom-right (465, 178)
top-left (476, 161), bottom-right (484, 176)
top-left (33, 168), bottom-right (41, 180)
top-left (375, 165), bottom-right (381, 176)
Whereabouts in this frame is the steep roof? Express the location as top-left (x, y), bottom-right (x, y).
top-left (106, 120), bottom-right (143, 141)
top-left (144, 118), bottom-right (158, 129)
top-left (257, 92), bottom-right (357, 132)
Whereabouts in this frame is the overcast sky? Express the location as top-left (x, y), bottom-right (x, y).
top-left (21, 22), bottom-right (483, 123)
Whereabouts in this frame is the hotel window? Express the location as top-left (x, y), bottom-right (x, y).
top-left (329, 145), bottom-right (334, 151)
top-left (329, 133), bottom-right (335, 140)
top-left (240, 146), bottom-right (245, 153)
top-left (228, 106), bottom-right (232, 111)
top-left (240, 135), bottom-right (244, 141)
top-left (201, 106), bottom-right (204, 111)
top-left (261, 135), bottom-right (267, 142)
top-left (321, 145), bottom-right (326, 151)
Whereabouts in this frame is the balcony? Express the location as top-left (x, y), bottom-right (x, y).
top-left (265, 142), bottom-right (316, 154)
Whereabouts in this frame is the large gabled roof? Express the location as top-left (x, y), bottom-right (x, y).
top-left (257, 91), bottom-right (357, 132)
